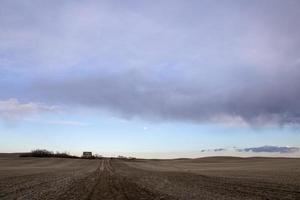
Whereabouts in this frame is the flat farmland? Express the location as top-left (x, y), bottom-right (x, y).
top-left (1, 154), bottom-right (300, 200)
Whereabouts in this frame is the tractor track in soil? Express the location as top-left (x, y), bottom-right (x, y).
top-left (82, 159), bottom-right (173, 200)
top-left (54, 159), bottom-right (173, 200)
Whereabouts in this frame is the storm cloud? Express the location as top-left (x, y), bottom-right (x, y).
top-left (1, 1), bottom-right (300, 125)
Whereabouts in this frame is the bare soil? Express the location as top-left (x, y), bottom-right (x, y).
top-left (0, 155), bottom-right (300, 200)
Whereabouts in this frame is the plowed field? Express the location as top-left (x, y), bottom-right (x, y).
top-left (1, 155), bottom-right (300, 200)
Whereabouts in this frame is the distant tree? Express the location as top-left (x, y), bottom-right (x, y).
top-left (31, 149), bottom-right (54, 157)
top-left (20, 149), bottom-right (79, 158)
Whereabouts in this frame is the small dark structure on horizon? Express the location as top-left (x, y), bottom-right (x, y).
top-left (82, 151), bottom-right (92, 158)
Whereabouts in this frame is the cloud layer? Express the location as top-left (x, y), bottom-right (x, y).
top-left (1, 1), bottom-right (300, 125)
top-left (238, 146), bottom-right (300, 154)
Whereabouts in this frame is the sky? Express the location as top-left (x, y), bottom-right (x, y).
top-left (0, 0), bottom-right (300, 158)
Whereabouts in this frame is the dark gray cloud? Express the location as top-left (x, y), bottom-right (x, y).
top-left (1, 1), bottom-right (300, 125)
top-left (237, 146), bottom-right (300, 154)
top-left (214, 148), bottom-right (226, 152)
top-left (200, 148), bottom-right (226, 152)
top-left (33, 67), bottom-right (300, 125)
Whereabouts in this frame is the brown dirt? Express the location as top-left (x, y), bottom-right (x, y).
top-left (1, 155), bottom-right (300, 200)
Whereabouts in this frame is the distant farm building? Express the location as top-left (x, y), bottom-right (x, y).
top-left (82, 152), bottom-right (92, 158)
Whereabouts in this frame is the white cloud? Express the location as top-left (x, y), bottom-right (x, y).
top-left (210, 114), bottom-right (249, 127)
top-left (0, 98), bottom-right (57, 120)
